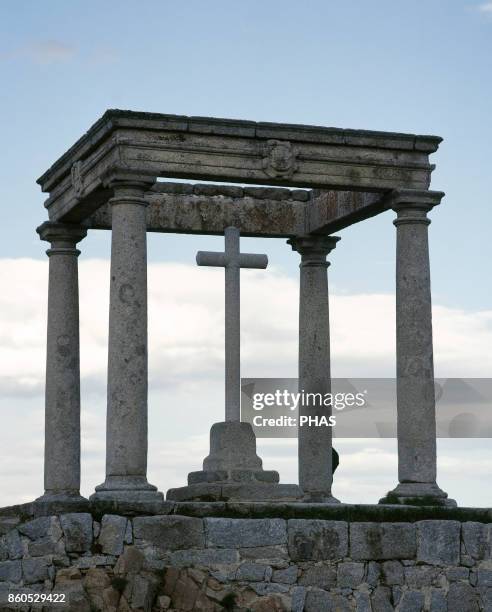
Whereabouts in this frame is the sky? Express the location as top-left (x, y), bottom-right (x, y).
top-left (0, 1), bottom-right (491, 507)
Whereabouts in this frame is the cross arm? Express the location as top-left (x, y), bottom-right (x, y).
top-left (196, 251), bottom-right (268, 269)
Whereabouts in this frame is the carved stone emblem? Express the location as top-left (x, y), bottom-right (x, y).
top-left (262, 140), bottom-right (298, 179)
top-left (71, 160), bottom-right (84, 198)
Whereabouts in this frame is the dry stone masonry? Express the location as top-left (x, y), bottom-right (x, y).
top-left (0, 504), bottom-right (491, 611)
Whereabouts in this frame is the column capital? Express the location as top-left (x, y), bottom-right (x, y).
top-left (102, 168), bottom-right (156, 193)
top-left (388, 189), bottom-right (444, 226)
top-left (288, 234), bottom-right (340, 266)
top-left (37, 222), bottom-right (87, 250)
top-left (288, 234), bottom-right (340, 255)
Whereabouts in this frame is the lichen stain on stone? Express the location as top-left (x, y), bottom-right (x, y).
top-left (56, 334), bottom-right (71, 356)
top-left (119, 283), bottom-right (135, 303)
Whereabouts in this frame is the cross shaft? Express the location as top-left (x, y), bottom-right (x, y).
top-left (196, 227), bottom-right (268, 421)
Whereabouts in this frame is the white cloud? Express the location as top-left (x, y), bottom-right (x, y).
top-left (0, 257), bottom-right (491, 507)
top-left (478, 2), bottom-right (492, 13)
top-left (29, 40), bottom-right (75, 63)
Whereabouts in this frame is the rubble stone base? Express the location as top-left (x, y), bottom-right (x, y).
top-left (0, 501), bottom-right (490, 611)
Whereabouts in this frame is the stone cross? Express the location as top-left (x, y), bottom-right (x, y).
top-left (196, 227), bottom-right (268, 422)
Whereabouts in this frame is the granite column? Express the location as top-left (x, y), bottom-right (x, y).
top-left (93, 179), bottom-right (162, 501)
top-left (382, 189), bottom-right (455, 506)
top-left (289, 235), bottom-right (340, 502)
top-left (36, 222), bottom-right (87, 502)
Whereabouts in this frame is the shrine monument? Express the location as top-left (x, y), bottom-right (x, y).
top-left (1, 111), bottom-right (487, 612)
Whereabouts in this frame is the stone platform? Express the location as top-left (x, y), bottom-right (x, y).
top-left (1, 500), bottom-right (491, 611)
top-left (167, 422), bottom-right (304, 503)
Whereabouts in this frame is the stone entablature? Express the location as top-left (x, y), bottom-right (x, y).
top-left (0, 503), bottom-right (490, 611)
top-left (37, 110), bottom-right (441, 223)
top-left (84, 182), bottom-right (383, 237)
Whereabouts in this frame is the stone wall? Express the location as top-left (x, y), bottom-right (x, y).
top-left (0, 505), bottom-right (491, 611)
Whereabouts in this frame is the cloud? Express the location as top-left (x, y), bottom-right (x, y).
top-left (0, 257), bottom-right (492, 507)
top-left (29, 40), bottom-right (75, 63)
top-left (1, 258), bottom-right (491, 398)
top-left (478, 2), bottom-right (492, 13)
top-left (1, 40), bottom-right (73, 64)
top-left (0, 40), bottom-right (118, 66)
top-left (0, 40), bottom-right (76, 64)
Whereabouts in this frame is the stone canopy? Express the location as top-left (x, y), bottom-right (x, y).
top-left (37, 109), bottom-right (441, 235)
top-left (32, 109), bottom-right (453, 509)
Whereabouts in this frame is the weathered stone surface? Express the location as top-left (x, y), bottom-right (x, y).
top-left (60, 513), bottom-right (93, 552)
top-left (417, 521), bottom-right (461, 565)
top-left (250, 582), bottom-right (289, 596)
top-left (114, 546), bottom-right (145, 574)
top-left (299, 564), bottom-right (337, 589)
top-left (0, 510), bottom-right (485, 611)
top-left (40, 110), bottom-right (441, 224)
top-left (291, 586), bottom-right (306, 612)
top-left (235, 562), bottom-right (270, 582)
top-left (98, 514), bottom-right (128, 556)
top-left (371, 585), bottom-right (393, 612)
top-left (350, 522), bottom-right (416, 560)
top-left (430, 589), bottom-right (447, 612)
top-left (304, 588), bottom-right (335, 612)
top-left (447, 582), bottom-right (480, 612)
top-left (338, 561), bottom-right (365, 588)
top-left (381, 560), bottom-right (404, 585)
top-left (0, 538), bottom-right (7, 562)
top-left (74, 555), bottom-right (116, 569)
top-left (0, 559), bottom-right (22, 583)
top-left (91, 182), bottom-right (163, 504)
top-left (447, 566), bottom-right (469, 581)
top-left (22, 557), bottom-right (50, 583)
top-left (354, 591), bottom-right (371, 612)
top-left (462, 522), bottom-right (490, 560)
top-left (170, 548), bottom-right (239, 567)
top-left (18, 516), bottom-right (62, 541)
top-left (405, 565), bottom-right (440, 588)
top-left (288, 520), bottom-right (348, 560)
top-left (239, 545), bottom-right (289, 562)
top-left (28, 536), bottom-right (63, 557)
top-left (398, 590), bottom-right (425, 612)
top-left (130, 573), bottom-right (159, 610)
top-left (0, 517), bottom-right (20, 536)
top-left (134, 516), bottom-right (204, 550)
top-left (290, 235), bottom-right (340, 501)
top-left (35, 223), bottom-right (87, 503)
top-left (5, 530), bottom-right (23, 559)
top-left (205, 518), bottom-right (286, 548)
top-left (84, 567), bottom-right (111, 610)
top-left (366, 561), bottom-right (381, 586)
top-left (477, 569), bottom-right (492, 587)
top-left (56, 566), bottom-right (82, 582)
top-left (271, 565), bottom-right (298, 584)
top-left (385, 191), bottom-right (455, 505)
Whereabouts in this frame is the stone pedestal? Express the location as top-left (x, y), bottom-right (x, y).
top-left (289, 235), bottom-right (340, 503)
top-left (92, 178), bottom-right (163, 502)
top-left (36, 222), bottom-right (87, 503)
top-left (380, 190), bottom-right (455, 507)
top-left (167, 422), bottom-right (302, 502)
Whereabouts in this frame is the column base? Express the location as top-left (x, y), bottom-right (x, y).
top-left (167, 421), bottom-right (302, 502)
top-left (34, 491), bottom-right (87, 503)
top-left (379, 482), bottom-right (457, 507)
top-left (90, 476), bottom-right (164, 502)
top-left (33, 491), bottom-right (89, 513)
